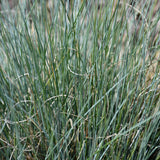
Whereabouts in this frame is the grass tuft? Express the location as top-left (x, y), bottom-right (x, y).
top-left (0, 0), bottom-right (159, 159)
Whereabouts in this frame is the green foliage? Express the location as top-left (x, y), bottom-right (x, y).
top-left (0, 0), bottom-right (159, 159)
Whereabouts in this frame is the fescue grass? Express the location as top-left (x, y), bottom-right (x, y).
top-left (0, 0), bottom-right (159, 159)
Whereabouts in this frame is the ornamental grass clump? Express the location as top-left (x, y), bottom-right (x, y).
top-left (0, 0), bottom-right (159, 159)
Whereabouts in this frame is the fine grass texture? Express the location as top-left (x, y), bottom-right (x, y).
top-left (0, 0), bottom-right (159, 159)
